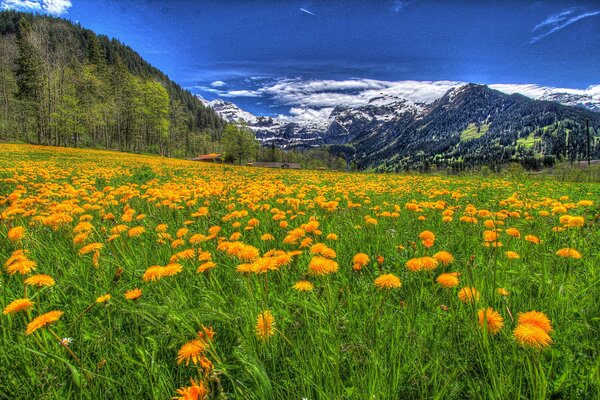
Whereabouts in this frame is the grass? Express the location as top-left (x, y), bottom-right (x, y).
top-left (460, 123), bottom-right (489, 142)
top-left (1, 144), bottom-right (599, 399)
top-left (516, 133), bottom-right (541, 149)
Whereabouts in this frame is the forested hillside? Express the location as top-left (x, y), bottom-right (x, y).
top-left (0, 11), bottom-right (225, 157)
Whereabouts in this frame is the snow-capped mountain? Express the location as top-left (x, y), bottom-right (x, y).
top-left (199, 93), bottom-right (431, 147)
top-left (200, 83), bottom-right (600, 170)
top-left (537, 91), bottom-right (600, 113)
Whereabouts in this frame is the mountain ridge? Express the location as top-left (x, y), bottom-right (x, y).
top-left (202, 83), bottom-right (600, 170)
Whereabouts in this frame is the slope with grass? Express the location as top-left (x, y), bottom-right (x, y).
top-left (1, 144), bottom-right (599, 399)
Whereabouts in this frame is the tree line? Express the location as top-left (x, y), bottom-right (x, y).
top-left (0, 11), bottom-right (226, 157)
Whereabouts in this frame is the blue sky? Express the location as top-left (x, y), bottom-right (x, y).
top-left (2, 0), bottom-right (599, 117)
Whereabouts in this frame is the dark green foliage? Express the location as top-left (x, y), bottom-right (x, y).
top-left (0, 11), bottom-right (225, 156)
top-left (355, 85), bottom-right (600, 172)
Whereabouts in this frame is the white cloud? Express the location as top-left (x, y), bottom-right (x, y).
top-left (210, 80), bottom-right (227, 88)
top-left (202, 77), bottom-right (599, 126)
top-left (256, 78), bottom-right (462, 108)
top-left (530, 8), bottom-right (600, 44)
top-left (0, 0), bottom-right (72, 15)
top-left (221, 89), bottom-right (262, 98)
top-left (489, 83), bottom-right (600, 100)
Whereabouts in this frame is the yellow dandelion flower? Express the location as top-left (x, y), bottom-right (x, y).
top-left (174, 378), bottom-right (207, 400)
top-left (143, 266), bottom-right (164, 282)
top-left (517, 311), bottom-right (553, 333)
top-left (478, 307), bottom-right (504, 334)
top-left (513, 324), bottom-right (552, 348)
top-left (127, 226), bottom-right (145, 237)
top-left (525, 235), bottom-right (541, 244)
top-left (458, 287), bottom-right (480, 304)
top-left (505, 228), bottom-right (521, 238)
top-left (96, 294), bottom-right (111, 303)
top-left (26, 310), bottom-right (63, 335)
top-left (6, 259), bottom-right (37, 275)
top-left (308, 256), bottom-right (339, 276)
top-left (24, 274), bottom-right (55, 287)
top-left (124, 288), bottom-right (142, 301)
top-left (197, 261), bottom-right (216, 273)
top-left (162, 263), bottom-right (183, 277)
top-left (293, 280), bottom-right (314, 292)
top-left (176, 339), bottom-right (207, 366)
top-left (8, 226), bottom-right (25, 242)
top-left (433, 251), bottom-right (454, 266)
top-left (255, 310), bottom-right (275, 341)
top-left (374, 274), bottom-right (401, 289)
top-left (436, 272), bottom-right (460, 288)
top-left (79, 242), bottom-right (103, 255)
top-left (352, 253), bottom-right (370, 267)
top-left (505, 251), bottom-right (520, 259)
top-left (555, 248), bottom-right (581, 259)
top-left (3, 298), bottom-right (34, 315)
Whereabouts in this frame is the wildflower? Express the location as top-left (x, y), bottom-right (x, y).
top-left (436, 272), bottom-right (460, 288)
top-left (555, 248), bottom-right (581, 259)
top-left (3, 298), bottom-right (34, 315)
top-left (61, 337), bottom-right (73, 346)
top-left (79, 242), bottom-right (103, 255)
top-left (260, 234), bottom-right (275, 241)
top-left (513, 324), bottom-right (552, 348)
top-left (176, 339), bottom-right (207, 366)
top-left (143, 266), bottom-right (165, 282)
top-left (419, 230), bottom-right (435, 246)
top-left (24, 274), bottom-right (55, 287)
top-left (478, 308), bottom-right (504, 334)
top-left (405, 257), bottom-right (438, 272)
top-left (517, 311), bottom-right (553, 333)
top-left (25, 310), bottom-right (63, 335)
top-left (483, 230), bottom-right (499, 242)
top-left (8, 226), bottom-right (25, 242)
top-left (308, 256), bottom-right (339, 276)
top-left (433, 251), bottom-right (454, 266)
top-left (525, 235), bottom-right (541, 244)
top-left (497, 288), bottom-right (510, 296)
top-left (377, 255), bottom-right (384, 265)
top-left (174, 378), bottom-right (207, 400)
top-left (326, 233), bottom-right (338, 240)
top-left (293, 280), bottom-right (314, 292)
top-left (96, 294), bottom-right (111, 303)
top-left (127, 226), bottom-right (145, 237)
top-left (374, 274), bottom-right (401, 289)
top-left (155, 223), bottom-right (168, 232)
top-left (458, 287), bottom-right (480, 304)
top-left (162, 263), bottom-right (183, 277)
top-left (124, 288), bottom-right (142, 301)
top-left (505, 228), bottom-right (521, 238)
top-left (353, 253), bottom-right (370, 270)
top-left (6, 259), bottom-right (37, 275)
top-left (197, 261), bottom-right (216, 273)
top-left (505, 251), bottom-right (520, 259)
top-left (255, 310), bottom-right (275, 341)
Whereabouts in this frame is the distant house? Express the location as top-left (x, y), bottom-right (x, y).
top-left (250, 162), bottom-right (302, 169)
top-left (189, 153), bottom-right (223, 163)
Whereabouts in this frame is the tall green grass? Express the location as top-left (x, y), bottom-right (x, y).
top-left (1, 144), bottom-right (599, 399)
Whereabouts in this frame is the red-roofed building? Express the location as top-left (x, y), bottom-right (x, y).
top-left (189, 153), bottom-right (223, 163)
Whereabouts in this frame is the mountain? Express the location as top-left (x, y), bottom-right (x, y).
top-left (0, 11), bottom-right (224, 156)
top-left (204, 84), bottom-right (600, 170)
top-left (537, 91), bottom-right (600, 113)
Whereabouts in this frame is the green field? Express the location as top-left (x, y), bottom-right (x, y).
top-left (1, 144), bottom-right (599, 399)
top-left (460, 123), bottom-right (490, 142)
